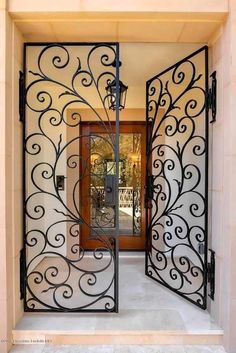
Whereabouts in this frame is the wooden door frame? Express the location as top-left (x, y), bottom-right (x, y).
top-left (80, 121), bottom-right (146, 250)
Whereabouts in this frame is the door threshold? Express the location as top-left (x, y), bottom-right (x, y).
top-left (119, 251), bottom-right (145, 257)
top-left (12, 327), bottom-right (223, 346)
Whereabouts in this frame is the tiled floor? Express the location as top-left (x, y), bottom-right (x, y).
top-left (12, 254), bottom-right (224, 352)
top-left (16, 254), bottom-right (220, 332)
top-left (10, 344), bottom-right (227, 353)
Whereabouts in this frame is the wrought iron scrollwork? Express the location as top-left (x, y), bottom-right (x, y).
top-left (24, 43), bottom-right (119, 312)
top-left (146, 46), bottom-right (208, 309)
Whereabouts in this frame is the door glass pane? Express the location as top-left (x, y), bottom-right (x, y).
top-left (90, 134), bottom-right (116, 233)
top-left (90, 132), bottom-right (141, 236)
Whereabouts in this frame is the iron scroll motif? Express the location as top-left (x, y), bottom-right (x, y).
top-left (24, 43), bottom-right (119, 312)
top-left (146, 46), bottom-right (208, 309)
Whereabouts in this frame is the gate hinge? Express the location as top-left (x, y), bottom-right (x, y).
top-left (19, 71), bottom-right (25, 123)
top-left (207, 71), bottom-right (217, 124)
top-left (207, 249), bottom-right (215, 301)
top-left (20, 248), bottom-right (25, 300)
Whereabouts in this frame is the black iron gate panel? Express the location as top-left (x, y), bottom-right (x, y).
top-left (23, 43), bottom-right (120, 312)
top-left (145, 46), bottom-right (209, 309)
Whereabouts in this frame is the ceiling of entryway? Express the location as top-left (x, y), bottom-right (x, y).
top-left (15, 20), bottom-right (221, 43)
top-left (13, 11), bottom-right (225, 43)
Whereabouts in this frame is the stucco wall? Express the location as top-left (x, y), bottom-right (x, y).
top-left (209, 2), bottom-right (236, 352)
top-left (0, 5), bottom-right (24, 353)
top-left (12, 23), bottom-right (24, 329)
top-left (0, 4), bottom-right (14, 353)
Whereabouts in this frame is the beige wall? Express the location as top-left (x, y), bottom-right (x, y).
top-left (209, 1), bottom-right (236, 352)
top-left (0, 3), bottom-right (14, 353)
top-left (12, 21), bottom-right (24, 330)
top-left (0, 4), bottom-right (24, 353)
top-left (8, 0), bottom-right (228, 14)
top-left (208, 1), bottom-right (236, 352)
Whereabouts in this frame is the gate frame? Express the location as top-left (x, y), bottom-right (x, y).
top-left (21, 42), bottom-right (120, 313)
top-left (145, 46), bottom-right (210, 310)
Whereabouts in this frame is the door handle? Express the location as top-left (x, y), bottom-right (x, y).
top-left (105, 175), bottom-right (116, 206)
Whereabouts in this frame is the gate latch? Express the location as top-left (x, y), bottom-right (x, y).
top-left (56, 175), bottom-right (66, 191)
top-left (207, 249), bottom-right (215, 300)
top-left (208, 71), bottom-right (217, 123)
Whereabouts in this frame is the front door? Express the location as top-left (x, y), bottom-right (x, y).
top-left (23, 43), bottom-right (120, 312)
top-left (80, 122), bottom-right (146, 250)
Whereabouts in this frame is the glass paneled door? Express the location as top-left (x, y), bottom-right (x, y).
top-left (80, 123), bottom-right (146, 250)
top-left (23, 43), bottom-right (120, 312)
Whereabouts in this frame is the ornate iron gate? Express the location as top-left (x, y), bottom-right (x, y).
top-left (145, 46), bottom-right (209, 309)
top-left (22, 43), bottom-right (120, 312)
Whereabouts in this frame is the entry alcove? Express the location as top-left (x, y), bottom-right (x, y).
top-left (9, 10), bottom-right (226, 348)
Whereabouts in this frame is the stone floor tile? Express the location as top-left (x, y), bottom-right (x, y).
top-left (42, 345), bottom-right (114, 353)
top-left (10, 344), bottom-right (45, 353)
top-left (184, 346), bottom-right (226, 353)
top-left (114, 345), bottom-right (185, 353)
top-left (10, 345), bottom-right (227, 353)
top-left (16, 256), bottom-right (221, 333)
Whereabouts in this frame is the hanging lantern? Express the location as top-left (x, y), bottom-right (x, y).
top-left (105, 79), bottom-right (128, 111)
